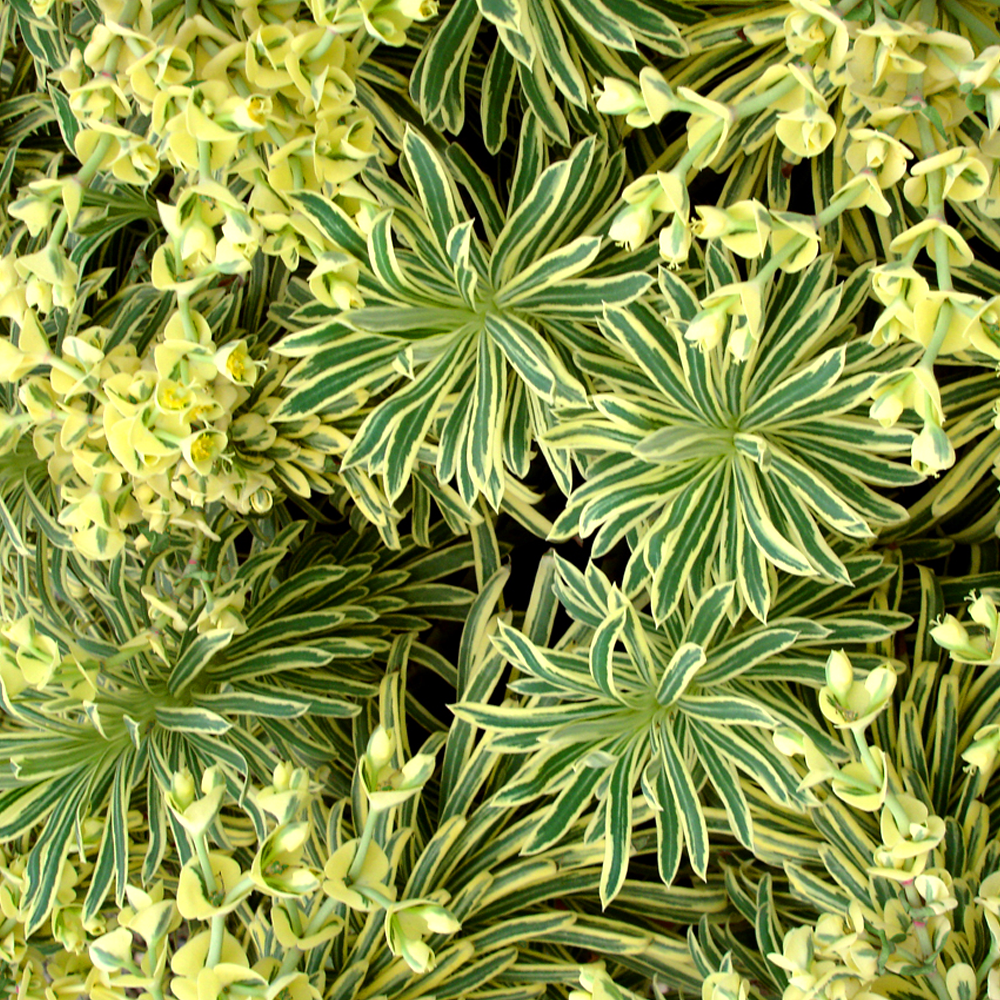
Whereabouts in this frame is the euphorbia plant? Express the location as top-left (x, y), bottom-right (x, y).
top-left (2, 0), bottom-right (1000, 999)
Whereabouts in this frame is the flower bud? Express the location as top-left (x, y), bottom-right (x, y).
top-left (594, 77), bottom-right (644, 116)
top-left (776, 105), bottom-right (836, 158)
top-left (962, 724), bottom-right (1000, 775)
top-left (931, 614), bottom-right (990, 662)
top-left (383, 898), bottom-right (462, 973)
top-left (609, 202), bottom-right (654, 251)
top-left (824, 649), bottom-right (854, 702)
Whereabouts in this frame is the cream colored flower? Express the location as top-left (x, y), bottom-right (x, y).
top-left (658, 215), bottom-right (691, 266)
top-left (166, 766), bottom-right (227, 838)
top-left (308, 252), bottom-right (363, 311)
top-left (265, 973), bottom-right (321, 1000)
top-left (776, 105), bottom-right (837, 158)
top-left (830, 750), bottom-right (888, 812)
top-left (909, 291), bottom-right (985, 355)
top-left (684, 302), bottom-right (730, 352)
top-left (214, 339), bottom-right (260, 387)
top-left (639, 67), bottom-right (681, 125)
top-left (769, 211), bottom-right (820, 272)
top-left (384, 899), bottom-right (461, 973)
top-left (693, 200), bottom-right (771, 258)
top-left (1, 616), bottom-right (61, 688)
top-left (696, 281), bottom-right (764, 359)
top-left (321, 838), bottom-right (395, 911)
top-left (89, 926), bottom-right (135, 973)
top-left (609, 201), bottom-right (654, 251)
top-left (255, 762), bottom-right (314, 824)
top-left (818, 650), bottom-right (896, 732)
top-left (176, 852), bottom-right (250, 921)
top-left (784, 0), bottom-right (849, 80)
top-left (845, 128), bottom-right (912, 188)
top-left (181, 429), bottom-right (227, 477)
top-left (14, 246), bottom-right (78, 315)
top-left (911, 420), bottom-right (954, 476)
top-left (250, 823), bottom-right (319, 898)
top-left (932, 612), bottom-right (995, 663)
top-left (889, 218), bottom-right (974, 268)
top-left (594, 77), bottom-right (644, 117)
top-left (0, 310), bottom-right (50, 382)
top-left (903, 147), bottom-right (990, 206)
top-left (678, 88), bottom-right (732, 170)
top-left (869, 367), bottom-right (943, 429)
top-left (976, 871), bottom-right (1000, 948)
top-left (361, 725), bottom-right (437, 811)
top-left (117, 882), bottom-right (180, 948)
top-left (170, 928), bottom-right (261, 1000)
top-left (878, 794), bottom-right (945, 862)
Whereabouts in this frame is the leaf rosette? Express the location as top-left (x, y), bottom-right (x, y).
top-left (0, 516), bottom-right (472, 933)
top-left (547, 252), bottom-right (923, 622)
top-left (453, 554), bottom-right (908, 906)
top-left (273, 120), bottom-right (653, 523)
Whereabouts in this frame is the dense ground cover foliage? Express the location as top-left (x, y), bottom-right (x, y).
top-left (3, 0), bottom-right (1000, 999)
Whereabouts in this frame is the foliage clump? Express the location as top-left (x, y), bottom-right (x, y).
top-left (2, 0), bottom-right (1000, 999)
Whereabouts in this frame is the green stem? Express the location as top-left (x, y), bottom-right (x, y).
top-left (346, 810), bottom-right (379, 883)
top-left (931, 228), bottom-right (953, 291)
top-left (852, 729), bottom-right (912, 829)
top-left (206, 913), bottom-right (225, 967)
top-left (357, 885), bottom-right (395, 909)
top-left (198, 140), bottom-right (213, 180)
top-left (306, 27), bottom-right (337, 62)
top-left (752, 229), bottom-right (810, 283)
top-left (48, 211), bottom-right (69, 248)
top-left (816, 182), bottom-right (871, 227)
top-left (903, 884), bottom-right (951, 1000)
top-left (40, 353), bottom-right (109, 404)
top-left (223, 875), bottom-right (256, 903)
top-left (732, 74), bottom-right (798, 121)
top-left (300, 894), bottom-right (340, 939)
top-left (976, 944), bottom-right (1000, 986)
top-left (176, 293), bottom-right (199, 342)
top-left (101, 0), bottom-right (141, 74)
top-left (195, 833), bottom-right (219, 895)
top-left (77, 134), bottom-right (115, 186)
top-left (103, 640), bottom-right (153, 669)
top-left (278, 945), bottom-right (304, 977)
top-left (677, 119), bottom-right (724, 175)
top-left (918, 296), bottom-right (954, 370)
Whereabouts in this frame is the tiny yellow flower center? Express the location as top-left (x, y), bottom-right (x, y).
top-left (162, 385), bottom-right (190, 409)
top-left (228, 353), bottom-right (248, 380)
top-left (190, 435), bottom-right (215, 463)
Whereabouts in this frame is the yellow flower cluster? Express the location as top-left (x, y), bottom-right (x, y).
top-left (0, 0), bottom-right (443, 552)
top-left (0, 814), bottom-right (155, 1000)
top-left (78, 739), bottom-right (457, 999)
top-left (596, 0), bottom-right (1000, 476)
top-left (771, 861), bottom-right (999, 1000)
top-left (771, 640), bottom-right (1000, 1000)
top-left (0, 300), bottom-right (355, 558)
top-left (83, 762), bottom-right (328, 1000)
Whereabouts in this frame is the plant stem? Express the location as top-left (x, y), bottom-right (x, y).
top-left (346, 808), bottom-right (379, 883)
top-left (903, 883), bottom-right (951, 1000)
top-left (206, 913), bottom-right (225, 966)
